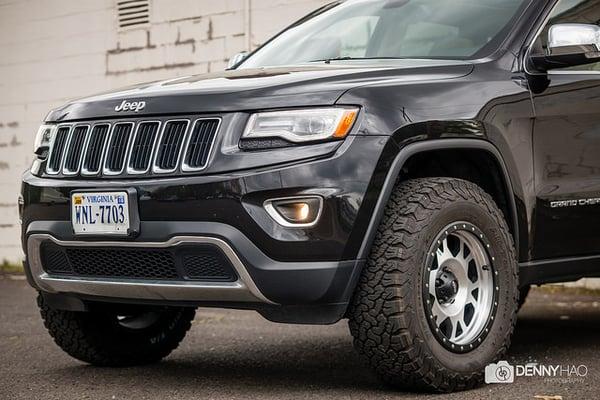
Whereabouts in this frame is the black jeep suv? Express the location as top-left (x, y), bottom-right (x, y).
top-left (20, 0), bottom-right (600, 392)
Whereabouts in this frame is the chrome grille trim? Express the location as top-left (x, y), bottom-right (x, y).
top-left (63, 125), bottom-right (91, 176)
top-left (126, 121), bottom-right (161, 175)
top-left (182, 118), bottom-right (222, 172)
top-left (81, 124), bottom-right (111, 176)
top-left (46, 125), bottom-right (72, 175)
top-left (44, 117), bottom-right (221, 177)
top-left (103, 122), bottom-right (135, 176)
top-left (152, 119), bottom-right (190, 174)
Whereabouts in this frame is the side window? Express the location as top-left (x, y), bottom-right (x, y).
top-left (532, 0), bottom-right (600, 71)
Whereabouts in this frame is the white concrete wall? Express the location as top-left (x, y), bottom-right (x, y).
top-left (0, 0), bottom-right (329, 261)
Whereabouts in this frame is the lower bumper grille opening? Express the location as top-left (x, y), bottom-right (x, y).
top-left (181, 251), bottom-right (235, 280)
top-left (40, 242), bottom-right (238, 282)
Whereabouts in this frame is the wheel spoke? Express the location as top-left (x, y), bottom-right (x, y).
top-left (435, 249), bottom-right (443, 265)
top-left (456, 237), bottom-right (474, 274)
top-left (467, 293), bottom-right (478, 307)
top-left (460, 307), bottom-right (467, 329)
top-left (431, 302), bottom-right (445, 325)
top-left (449, 315), bottom-right (461, 341)
top-left (463, 255), bottom-right (474, 268)
top-left (467, 281), bottom-right (479, 306)
top-left (459, 239), bottom-right (467, 259)
top-left (428, 271), bottom-right (437, 296)
top-left (436, 238), bottom-right (452, 265)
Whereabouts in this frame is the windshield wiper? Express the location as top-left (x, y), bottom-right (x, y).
top-left (309, 56), bottom-right (357, 64)
top-left (309, 56), bottom-right (410, 64)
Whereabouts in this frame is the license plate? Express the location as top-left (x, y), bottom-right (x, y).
top-left (71, 191), bottom-right (130, 235)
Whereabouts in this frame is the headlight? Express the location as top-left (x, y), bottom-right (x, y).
top-left (242, 107), bottom-right (359, 144)
top-left (33, 124), bottom-right (56, 156)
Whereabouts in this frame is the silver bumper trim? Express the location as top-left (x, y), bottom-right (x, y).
top-left (27, 234), bottom-right (275, 304)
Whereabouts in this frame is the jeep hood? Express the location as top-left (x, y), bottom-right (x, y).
top-left (46, 60), bottom-right (473, 122)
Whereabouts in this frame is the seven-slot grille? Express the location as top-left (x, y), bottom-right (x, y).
top-left (47, 118), bottom-right (220, 177)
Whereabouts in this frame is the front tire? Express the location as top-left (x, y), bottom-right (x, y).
top-left (38, 295), bottom-right (195, 366)
top-left (518, 285), bottom-right (531, 310)
top-left (348, 178), bottom-right (518, 392)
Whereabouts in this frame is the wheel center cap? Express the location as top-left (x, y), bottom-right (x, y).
top-left (435, 268), bottom-right (459, 304)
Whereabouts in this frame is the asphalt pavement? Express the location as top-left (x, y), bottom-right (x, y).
top-left (1, 275), bottom-right (599, 400)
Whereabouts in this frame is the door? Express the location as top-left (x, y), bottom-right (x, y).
top-left (530, 0), bottom-right (600, 260)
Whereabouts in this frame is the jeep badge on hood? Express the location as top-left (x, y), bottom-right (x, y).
top-left (114, 100), bottom-right (146, 112)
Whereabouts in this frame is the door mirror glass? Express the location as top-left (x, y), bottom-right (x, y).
top-left (227, 52), bottom-right (249, 70)
top-left (531, 23), bottom-right (600, 71)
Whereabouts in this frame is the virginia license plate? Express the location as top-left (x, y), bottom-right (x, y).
top-left (71, 191), bottom-right (130, 235)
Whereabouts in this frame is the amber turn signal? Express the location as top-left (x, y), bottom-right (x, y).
top-left (333, 109), bottom-right (359, 138)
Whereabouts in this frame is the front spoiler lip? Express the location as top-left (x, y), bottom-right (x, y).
top-left (27, 234), bottom-right (276, 305)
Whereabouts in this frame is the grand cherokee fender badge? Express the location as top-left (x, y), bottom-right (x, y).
top-left (550, 198), bottom-right (600, 208)
top-left (115, 100), bottom-right (146, 112)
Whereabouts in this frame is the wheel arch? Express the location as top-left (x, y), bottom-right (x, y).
top-left (357, 139), bottom-right (520, 260)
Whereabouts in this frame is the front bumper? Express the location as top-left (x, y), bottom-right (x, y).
top-left (25, 221), bottom-right (361, 307)
top-left (21, 135), bottom-right (390, 323)
top-left (24, 222), bottom-right (363, 325)
top-left (27, 233), bottom-right (273, 304)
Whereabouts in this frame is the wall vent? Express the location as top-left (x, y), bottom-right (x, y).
top-left (117, 0), bottom-right (150, 29)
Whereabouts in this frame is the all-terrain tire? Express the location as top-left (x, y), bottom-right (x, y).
top-left (518, 285), bottom-right (531, 310)
top-left (348, 178), bottom-right (519, 392)
top-left (38, 295), bottom-right (195, 366)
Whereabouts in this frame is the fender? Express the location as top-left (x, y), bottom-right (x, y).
top-left (357, 138), bottom-right (520, 261)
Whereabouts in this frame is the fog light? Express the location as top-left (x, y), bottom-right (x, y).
top-left (276, 202), bottom-right (310, 222)
top-left (264, 196), bottom-right (323, 227)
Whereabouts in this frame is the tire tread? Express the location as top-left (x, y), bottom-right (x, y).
top-left (38, 295), bottom-right (195, 367)
top-left (348, 177), bottom-right (518, 392)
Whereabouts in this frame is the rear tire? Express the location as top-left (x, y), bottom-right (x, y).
top-left (348, 178), bottom-right (518, 392)
top-left (38, 295), bottom-right (195, 366)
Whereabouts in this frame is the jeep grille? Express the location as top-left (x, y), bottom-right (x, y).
top-left (46, 118), bottom-right (220, 177)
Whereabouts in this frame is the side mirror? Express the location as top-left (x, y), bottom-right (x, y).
top-left (227, 52), bottom-right (249, 70)
top-left (530, 23), bottom-right (600, 71)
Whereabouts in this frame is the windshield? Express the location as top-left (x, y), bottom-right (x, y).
top-left (240, 0), bottom-right (531, 68)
